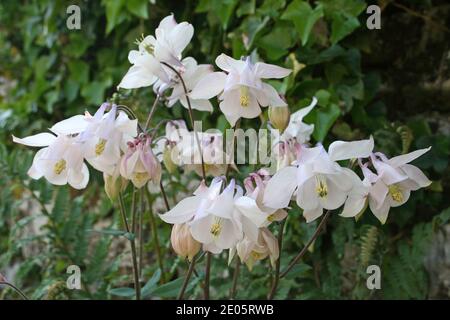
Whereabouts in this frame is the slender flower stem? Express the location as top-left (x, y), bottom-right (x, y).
top-left (138, 188), bottom-right (145, 278)
top-left (268, 219), bottom-right (287, 299)
top-left (204, 252), bottom-right (212, 300)
top-left (0, 281), bottom-right (29, 300)
top-left (229, 257), bottom-right (240, 299)
top-left (280, 210), bottom-right (331, 279)
top-left (144, 95), bottom-right (160, 131)
top-left (145, 189), bottom-right (166, 283)
top-left (177, 255), bottom-right (197, 300)
top-left (159, 181), bottom-right (170, 211)
top-left (161, 62), bottom-right (206, 180)
top-left (118, 192), bottom-right (141, 300)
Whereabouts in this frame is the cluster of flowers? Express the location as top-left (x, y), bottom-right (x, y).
top-left (13, 15), bottom-right (432, 270)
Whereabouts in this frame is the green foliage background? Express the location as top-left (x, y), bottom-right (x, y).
top-left (0, 0), bottom-right (449, 299)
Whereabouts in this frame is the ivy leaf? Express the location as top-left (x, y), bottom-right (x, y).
top-left (281, 0), bottom-right (324, 46)
top-left (330, 12), bottom-right (360, 44)
top-left (103, 0), bottom-right (126, 34)
top-left (126, 0), bottom-right (148, 19)
top-left (310, 103), bottom-right (341, 142)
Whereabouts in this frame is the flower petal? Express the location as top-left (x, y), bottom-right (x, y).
top-left (263, 166), bottom-right (298, 209)
top-left (388, 147), bottom-right (431, 168)
top-left (254, 62), bottom-right (291, 79)
top-left (328, 136), bottom-right (374, 161)
top-left (159, 196), bottom-right (201, 224)
top-left (190, 72), bottom-right (227, 99)
top-left (215, 53), bottom-right (245, 73)
top-left (12, 133), bottom-right (56, 147)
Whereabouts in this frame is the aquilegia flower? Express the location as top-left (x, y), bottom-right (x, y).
top-left (263, 137), bottom-right (374, 222)
top-left (13, 133), bottom-right (89, 189)
top-left (190, 54), bottom-right (291, 125)
top-left (118, 14), bottom-right (194, 90)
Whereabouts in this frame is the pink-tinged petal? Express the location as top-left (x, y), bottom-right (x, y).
top-left (50, 115), bottom-right (88, 135)
top-left (290, 97), bottom-right (317, 123)
top-left (341, 195), bottom-right (367, 217)
top-left (296, 177), bottom-right (319, 210)
top-left (158, 14), bottom-right (177, 32)
top-left (159, 196), bottom-right (201, 224)
top-left (235, 196), bottom-right (267, 227)
top-left (190, 72), bottom-right (227, 99)
top-left (328, 136), bottom-right (374, 162)
top-left (261, 83), bottom-right (286, 107)
top-left (189, 215), bottom-right (214, 244)
top-left (369, 196), bottom-right (390, 224)
top-left (388, 147), bottom-right (431, 168)
top-left (27, 148), bottom-right (47, 179)
top-left (12, 133), bottom-right (56, 147)
top-left (215, 53), bottom-right (245, 73)
top-left (209, 185), bottom-right (234, 219)
top-left (241, 215), bottom-right (259, 243)
top-left (369, 179), bottom-right (388, 210)
top-left (400, 164), bottom-right (431, 189)
top-left (303, 206), bottom-right (323, 223)
top-left (68, 163), bottom-right (89, 190)
top-left (319, 177), bottom-right (348, 210)
top-left (169, 22), bottom-right (194, 55)
top-left (374, 160), bottom-right (408, 185)
top-left (117, 65), bottom-right (157, 89)
top-left (254, 62), bottom-right (291, 79)
top-left (263, 166), bottom-right (298, 209)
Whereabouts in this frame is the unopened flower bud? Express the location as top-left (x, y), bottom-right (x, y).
top-left (163, 144), bottom-right (178, 174)
top-left (170, 223), bottom-right (201, 261)
top-left (104, 169), bottom-right (128, 202)
top-left (268, 105), bottom-right (290, 133)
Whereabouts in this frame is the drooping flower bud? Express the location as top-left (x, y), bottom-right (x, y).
top-left (268, 105), bottom-right (290, 133)
top-left (162, 143), bottom-right (178, 174)
top-left (170, 223), bottom-right (201, 261)
top-left (104, 166), bottom-right (128, 202)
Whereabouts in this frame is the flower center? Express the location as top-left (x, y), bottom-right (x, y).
top-left (251, 251), bottom-right (262, 260)
top-left (53, 159), bottom-right (66, 175)
top-left (239, 86), bottom-right (250, 107)
top-left (388, 184), bottom-right (403, 202)
top-left (267, 214), bottom-right (275, 222)
top-left (210, 218), bottom-right (222, 237)
top-left (315, 175), bottom-right (328, 198)
top-left (133, 172), bottom-right (148, 185)
top-left (95, 139), bottom-right (107, 156)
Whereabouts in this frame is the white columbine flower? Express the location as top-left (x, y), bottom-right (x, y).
top-left (13, 133), bottom-right (89, 189)
top-left (366, 148), bottom-right (432, 224)
top-left (160, 178), bottom-right (242, 254)
top-left (190, 54), bottom-right (291, 125)
top-left (263, 137), bottom-right (374, 222)
top-left (163, 57), bottom-right (215, 112)
top-left (118, 14), bottom-right (194, 90)
top-left (50, 103), bottom-right (138, 175)
top-left (281, 97), bottom-right (317, 144)
top-left (230, 227), bottom-right (279, 271)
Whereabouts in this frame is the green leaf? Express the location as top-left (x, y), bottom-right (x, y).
top-left (281, 0), bottom-right (324, 46)
top-left (151, 276), bottom-right (200, 298)
top-left (103, 0), bottom-right (126, 34)
top-left (141, 269), bottom-right (162, 298)
top-left (330, 13), bottom-right (360, 44)
top-left (258, 24), bottom-right (296, 60)
top-left (311, 103), bottom-right (341, 142)
top-left (126, 0), bottom-right (148, 19)
top-left (108, 287), bottom-right (135, 298)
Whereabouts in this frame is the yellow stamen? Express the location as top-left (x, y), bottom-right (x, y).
top-left (388, 184), bottom-right (403, 202)
top-left (95, 139), bottom-right (107, 156)
top-left (210, 218), bottom-right (222, 237)
top-left (239, 86), bottom-right (250, 107)
top-left (133, 172), bottom-right (148, 185)
top-left (267, 214), bottom-right (275, 222)
top-left (53, 159), bottom-right (66, 175)
top-left (315, 175), bottom-right (328, 198)
top-left (251, 251), bottom-right (262, 260)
